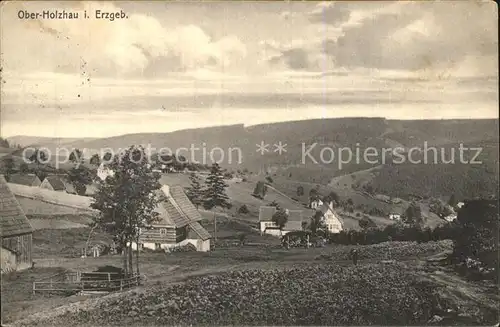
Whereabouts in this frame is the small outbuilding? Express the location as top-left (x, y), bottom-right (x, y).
top-left (0, 175), bottom-right (33, 273)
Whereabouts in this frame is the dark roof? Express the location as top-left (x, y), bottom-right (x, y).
top-left (188, 221), bottom-right (211, 240)
top-left (259, 206), bottom-right (277, 221)
top-left (155, 185), bottom-right (204, 229)
top-left (170, 185), bottom-right (202, 222)
top-left (157, 192), bottom-right (189, 227)
top-left (0, 175), bottom-right (33, 237)
top-left (8, 174), bottom-right (41, 186)
top-left (44, 176), bottom-right (66, 191)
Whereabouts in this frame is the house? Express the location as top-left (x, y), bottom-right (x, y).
top-left (0, 175), bottom-right (33, 273)
top-left (40, 175), bottom-right (74, 193)
top-left (7, 174), bottom-right (42, 187)
top-left (456, 202), bottom-right (465, 209)
top-left (310, 198), bottom-right (323, 210)
top-left (97, 163), bottom-right (115, 181)
top-left (317, 202), bottom-right (343, 233)
top-left (444, 214), bottom-right (457, 222)
top-left (131, 185), bottom-right (211, 252)
top-left (389, 213), bottom-right (402, 221)
top-left (259, 206), bottom-right (303, 236)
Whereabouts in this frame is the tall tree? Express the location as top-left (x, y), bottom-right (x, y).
top-left (272, 206), bottom-right (289, 236)
top-left (253, 181), bottom-right (267, 199)
top-left (448, 194), bottom-right (457, 207)
top-left (328, 191), bottom-right (340, 205)
top-left (69, 148), bottom-right (83, 165)
top-left (204, 163), bottom-right (231, 242)
top-left (67, 166), bottom-right (93, 195)
top-left (91, 145), bottom-right (161, 276)
top-left (0, 137), bottom-right (9, 148)
top-left (186, 173), bottom-right (204, 209)
top-left (90, 153), bottom-right (101, 166)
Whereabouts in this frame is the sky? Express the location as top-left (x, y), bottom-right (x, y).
top-left (0, 0), bottom-right (498, 138)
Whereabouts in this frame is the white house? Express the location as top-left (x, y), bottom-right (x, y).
top-left (259, 206), bottom-right (303, 236)
top-left (388, 213), bottom-right (402, 221)
top-left (456, 202), bottom-right (465, 209)
top-left (310, 198), bottom-right (323, 210)
top-left (444, 214), bottom-right (457, 222)
top-left (317, 202), bottom-right (343, 233)
top-left (97, 163), bottom-right (115, 181)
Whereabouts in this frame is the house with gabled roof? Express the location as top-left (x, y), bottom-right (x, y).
top-left (0, 175), bottom-right (33, 273)
top-left (317, 201), bottom-right (343, 233)
top-left (259, 206), bottom-right (304, 236)
top-left (7, 174), bottom-right (42, 187)
top-left (132, 185), bottom-right (211, 252)
top-left (40, 175), bottom-right (76, 194)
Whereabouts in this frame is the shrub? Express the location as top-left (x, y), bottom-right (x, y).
top-left (328, 222), bottom-right (459, 246)
top-left (238, 205), bottom-right (250, 214)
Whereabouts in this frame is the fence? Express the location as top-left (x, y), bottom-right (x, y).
top-left (33, 271), bottom-right (141, 295)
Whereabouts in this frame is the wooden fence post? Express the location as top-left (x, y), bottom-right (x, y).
top-left (120, 280), bottom-right (123, 291)
top-left (108, 273), bottom-right (111, 281)
top-left (32, 282), bottom-right (35, 295)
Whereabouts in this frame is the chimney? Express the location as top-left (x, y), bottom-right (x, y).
top-left (161, 185), bottom-right (170, 196)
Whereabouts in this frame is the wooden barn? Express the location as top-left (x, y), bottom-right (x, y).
top-left (0, 175), bottom-right (33, 273)
top-left (131, 185), bottom-right (211, 252)
top-left (40, 175), bottom-right (74, 193)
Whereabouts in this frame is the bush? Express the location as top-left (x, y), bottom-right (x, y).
top-left (238, 205), bottom-right (250, 214)
top-left (265, 176), bottom-right (273, 183)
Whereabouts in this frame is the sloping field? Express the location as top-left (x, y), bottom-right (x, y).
top-left (28, 214), bottom-right (93, 230)
top-left (17, 197), bottom-right (93, 216)
top-left (159, 173), bottom-right (306, 220)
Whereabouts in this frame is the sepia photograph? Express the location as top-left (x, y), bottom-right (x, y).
top-left (0, 1), bottom-right (498, 326)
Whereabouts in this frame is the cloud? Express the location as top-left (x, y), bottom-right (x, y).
top-left (308, 2), bottom-right (351, 27)
top-left (320, 1), bottom-right (498, 76)
top-left (261, 39), bottom-right (334, 71)
top-left (1, 1), bottom-right (247, 78)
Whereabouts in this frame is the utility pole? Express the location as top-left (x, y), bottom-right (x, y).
top-left (214, 211), bottom-right (217, 243)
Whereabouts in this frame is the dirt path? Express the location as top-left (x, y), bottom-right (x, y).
top-left (419, 268), bottom-right (499, 312)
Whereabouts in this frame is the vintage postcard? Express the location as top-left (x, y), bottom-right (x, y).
top-left (0, 1), bottom-right (498, 326)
